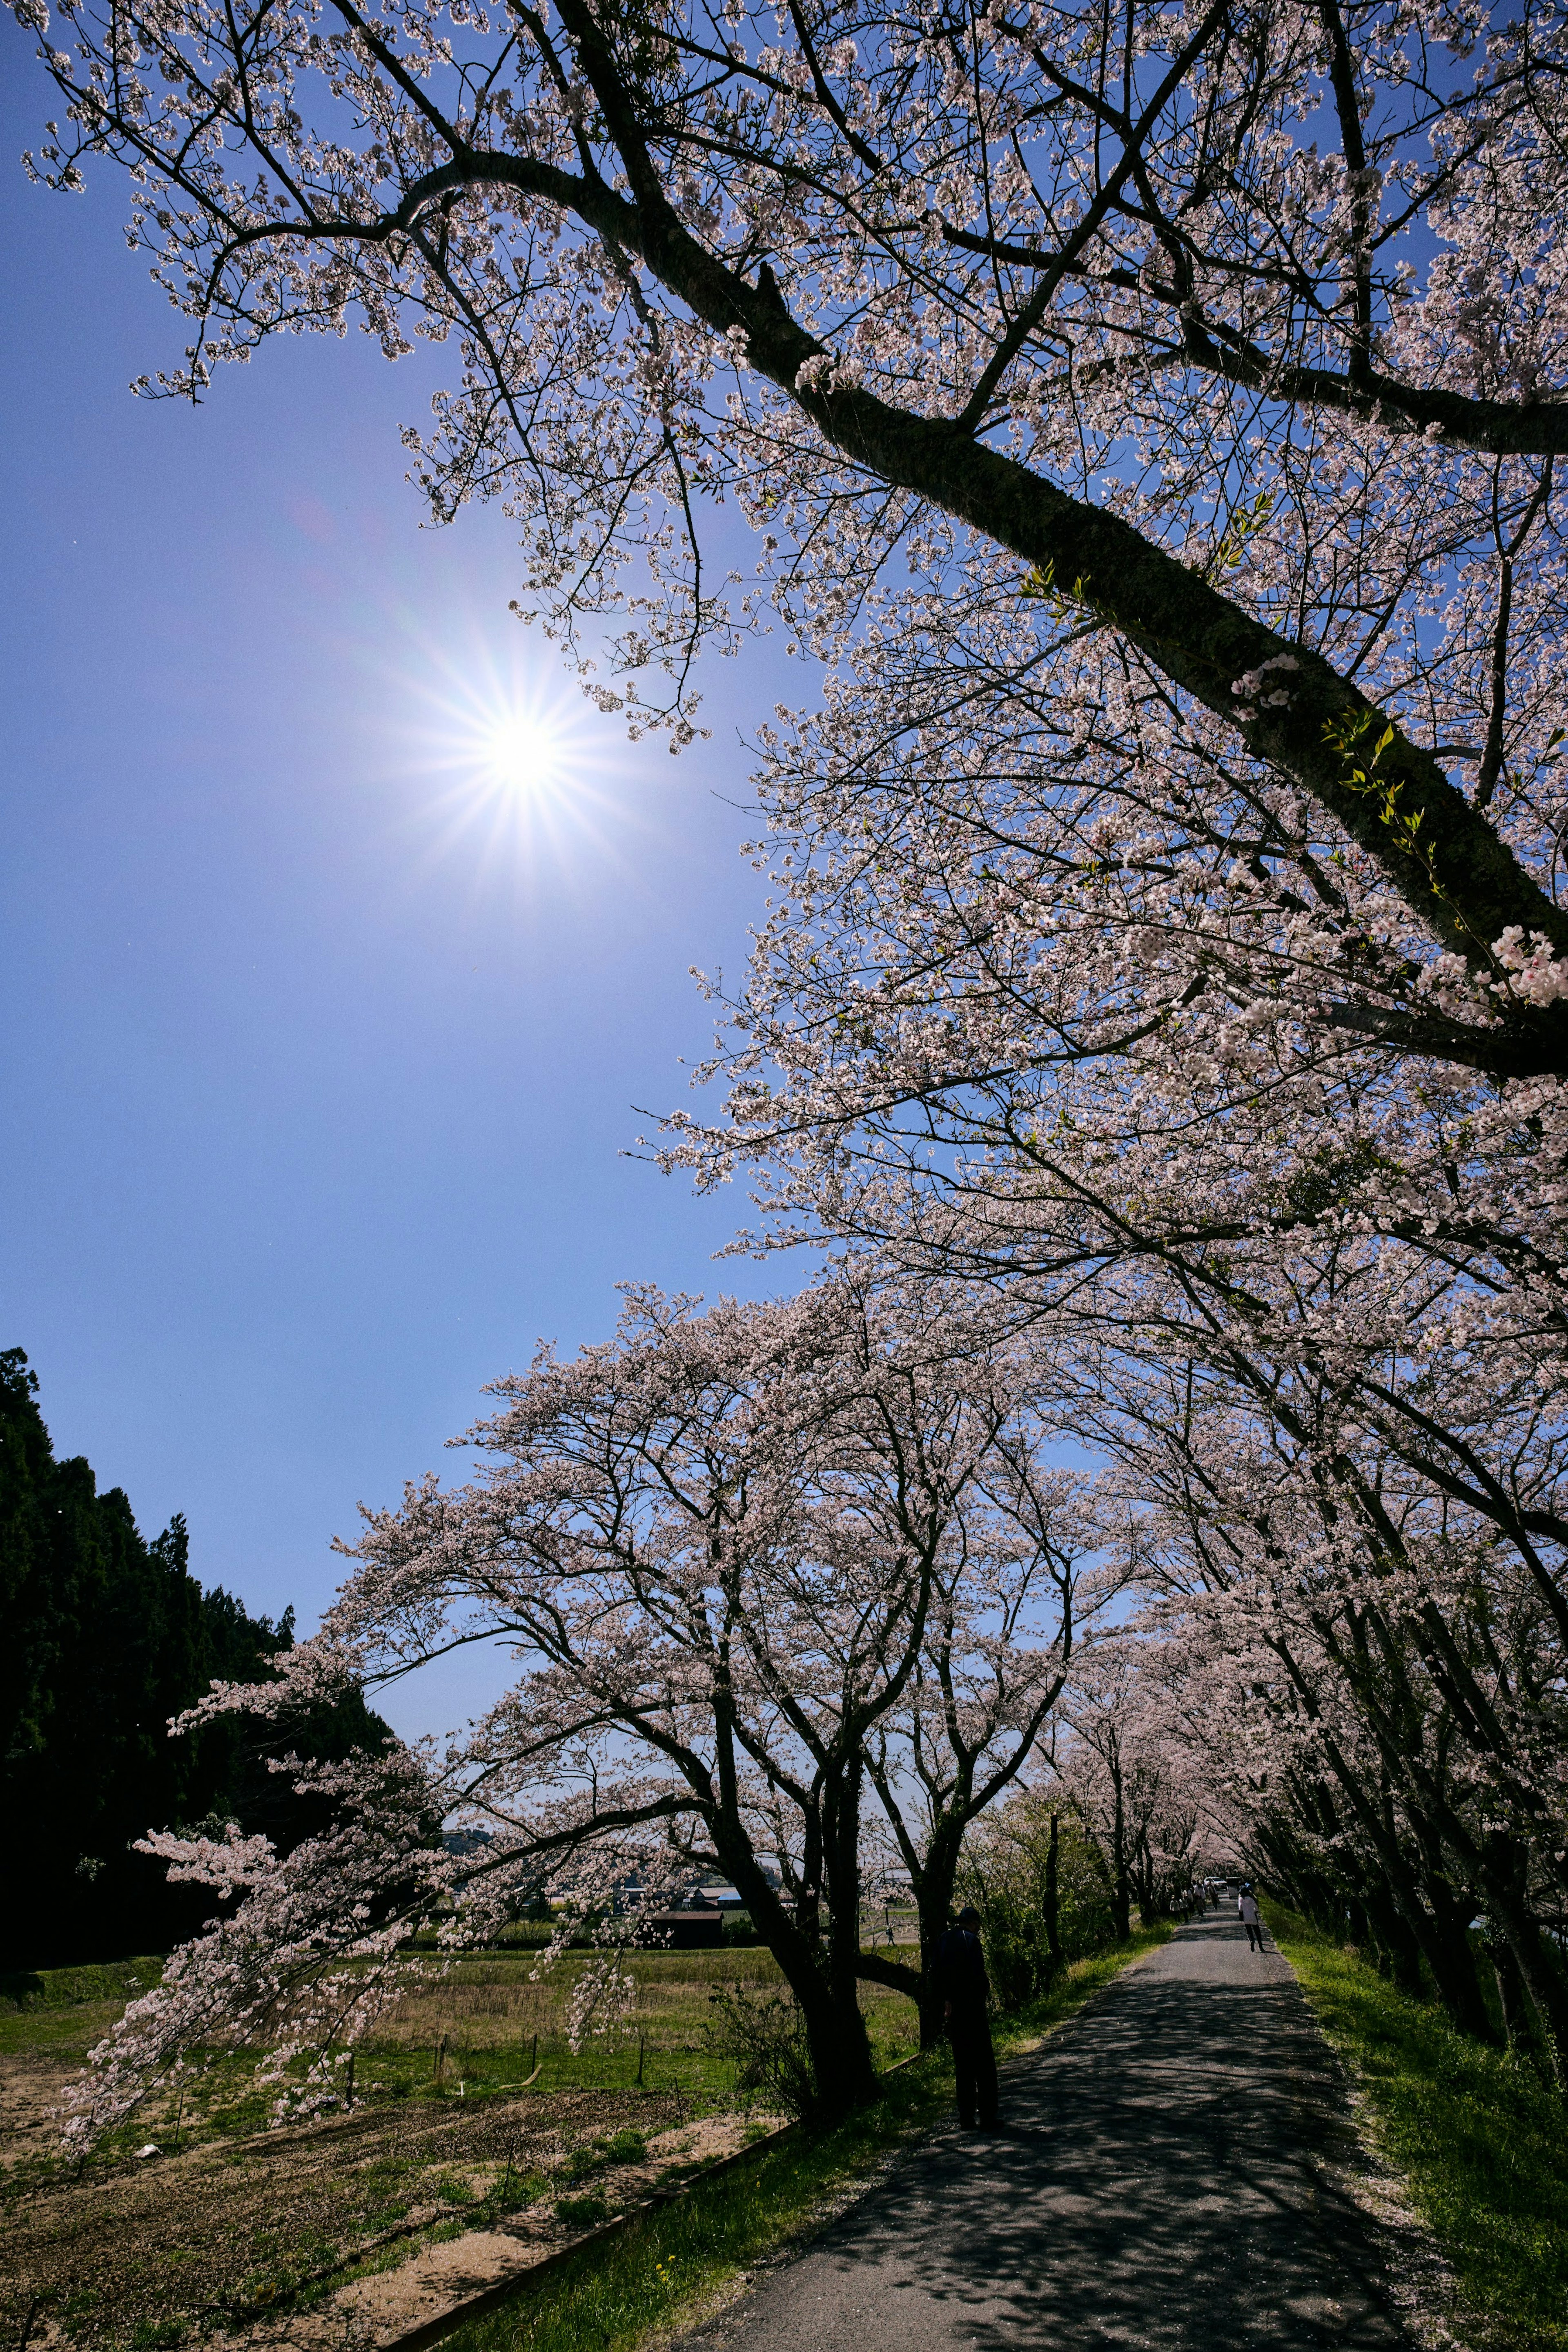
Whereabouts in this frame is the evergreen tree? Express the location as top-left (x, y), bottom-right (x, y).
top-left (0, 1348), bottom-right (388, 1969)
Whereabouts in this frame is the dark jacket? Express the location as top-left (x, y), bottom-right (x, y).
top-left (935, 1924), bottom-right (991, 2011)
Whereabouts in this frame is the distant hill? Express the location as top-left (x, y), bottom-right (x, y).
top-left (0, 1347), bottom-right (390, 1969)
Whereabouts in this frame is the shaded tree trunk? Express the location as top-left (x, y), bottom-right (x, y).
top-left (1044, 1812), bottom-right (1062, 1969)
top-left (1109, 1771), bottom-right (1132, 1942)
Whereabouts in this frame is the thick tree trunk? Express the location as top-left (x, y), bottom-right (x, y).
top-left (495, 63), bottom-right (1568, 1058)
top-left (1044, 1812), bottom-right (1062, 1969)
top-left (1313, 1728), bottom-right (1517, 2038)
top-left (1500, 1925), bottom-right (1568, 2082)
top-left (492, 54), bottom-right (1568, 1072)
top-left (1398, 1808), bottom-right (1568, 2076)
top-left (817, 1752), bottom-right (878, 2110)
top-left (1473, 1847), bottom-right (1568, 2083)
top-left (909, 1832), bottom-right (964, 2049)
top-left (1369, 1894), bottom-right (1426, 1997)
top-left (709, 1794), bottom-right (876, 2116)
top-left (1422, 1877), bottom-right (1496, 2043)
top-left (1324, 1727), bottom-right (1566, 2067)
top-left (1109, 1778), bottom-right (1132, 1942)
top-left (1489, 1933), bottom-right (1525, 2043)
top-left (795, 1972), bottom-right (878, 2115)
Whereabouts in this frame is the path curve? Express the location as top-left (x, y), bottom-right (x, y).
top-left (678, 1912), bottom-right (1410, 2352)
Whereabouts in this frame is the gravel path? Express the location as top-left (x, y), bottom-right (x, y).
top-left (678, 1911), bottom-right (1411, 2352)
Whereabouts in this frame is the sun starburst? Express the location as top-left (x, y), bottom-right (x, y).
top-left (394, 643), bottom-right (625, 881)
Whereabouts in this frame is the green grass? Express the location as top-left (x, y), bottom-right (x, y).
top-left (0, 1941), bottom-right (929, 2187)
top-left (0, 1957), bottom-right (162, 2036)
top-left (1267, 1903), bottom-right (1568, 2352)
top-left (446, 1927), bottom-right (1169, 2352)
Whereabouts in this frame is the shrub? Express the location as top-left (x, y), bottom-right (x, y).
top-left (563, 2129), bottom-right (649, 2182)
top-left (956, 1795), bottom-right (1121, 2007)
top-left (553, 2194), bottom-right (611, 2230)
top-left (702, 1982), bottom-right (816, 2118)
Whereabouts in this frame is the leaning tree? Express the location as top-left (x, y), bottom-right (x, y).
top-left (11, 0), bottom-right (1568, 1081)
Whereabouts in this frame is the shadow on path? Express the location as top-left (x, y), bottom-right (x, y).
top-left (678, 1914), bottom-right (1408, 2352)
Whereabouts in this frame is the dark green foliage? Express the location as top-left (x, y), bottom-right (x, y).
top-left (0, 1956), bottom-right (163, 2013)
top-left (957, 1799), bottom-right (1120, 2010)
top-left (563, 2129), bottom-right (649, 2180)
top-left (0, 1347), bottom-right (390, 1969)
top-left (553, 2194), bottom-right (612, 2229)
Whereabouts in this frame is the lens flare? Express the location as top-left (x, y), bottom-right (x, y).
top-left (474, 708), bottom-right (568, 799)
top-left (396, 650), bottom-right (624, 883)
top-left (366, 597), bottom-right (652, 897)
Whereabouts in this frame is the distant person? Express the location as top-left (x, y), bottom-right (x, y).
top-left (1238, 1885), bottom-right (1264, 1952)
top-left (936, 1904), bottom-right (999, 2131)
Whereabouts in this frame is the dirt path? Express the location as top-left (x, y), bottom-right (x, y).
top-left (677, 1913), bottom-right (1414, 2352)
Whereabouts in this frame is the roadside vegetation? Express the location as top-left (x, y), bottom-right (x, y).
top-left (0, 1939), bottom-right (920, 2178)
top-left (0, 1944), bottom-right (884, 2352)
top-left (0, 1915), bottom-right (1167, 2352)
top-left (445, 1928), bottom-right (1171, 2352)
top-left (1267, 1906), bottom-right (1568, 2352)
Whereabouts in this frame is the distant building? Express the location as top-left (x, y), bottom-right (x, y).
top-left (645, 1907), bottom-right (727, 1948)
top-left (441, 1830), bottom-right (493, 1858)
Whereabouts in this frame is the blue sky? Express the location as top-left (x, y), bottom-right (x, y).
top-left (0, 31), bottom-right (797, 1734)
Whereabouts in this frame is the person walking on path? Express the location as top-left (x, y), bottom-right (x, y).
top-left (1238, 1885), bottom-right (1265, 1952)
top-left (935, 1904), bottom-right (1000, 2131)
top-left (672, 1911), bottom-right (1412, 2352)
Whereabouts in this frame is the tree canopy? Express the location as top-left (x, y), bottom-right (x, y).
top-left (12, 0), bottom-right (1568, 1075)
top-left (0, 1348), bottom-right (389, 1971)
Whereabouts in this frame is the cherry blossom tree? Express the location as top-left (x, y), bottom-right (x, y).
top-left (333, 1278), bottom-right (1118, 2088)
top-left (60, 1741), bottom-right (453, 2151)
top-left (855, 1462), bottom-right (1116, 2042)
top-left (331, 1280), bottom-right (962, 2111)
top-left (1054, 1639), bottom-right (1210, 1935)
top-left (10, 0), bottom-right (1568, 1079)
top-left (1079, 1316), bottom-right (1568, 2069)
top-left (69, 1278), bottom-right (1098, 2135)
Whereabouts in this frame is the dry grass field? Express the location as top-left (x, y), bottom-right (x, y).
top-left (363, 1944), bottom-right (919, 2100)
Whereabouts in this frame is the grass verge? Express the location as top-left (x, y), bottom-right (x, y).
top-left (0, 1957), bottom-right (162, 2029)
top-left (1266, 1904), bottom-right (1568, 2352)
top-left (448, 1926), bottom-right (1169, 2352)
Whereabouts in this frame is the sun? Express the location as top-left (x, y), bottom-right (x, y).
top-left (477, 708), bottom-right (567, 800)
top-left (393, 649), bottom-right (628, 883)
top-left (420, 669), bottom-right (586, 822)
